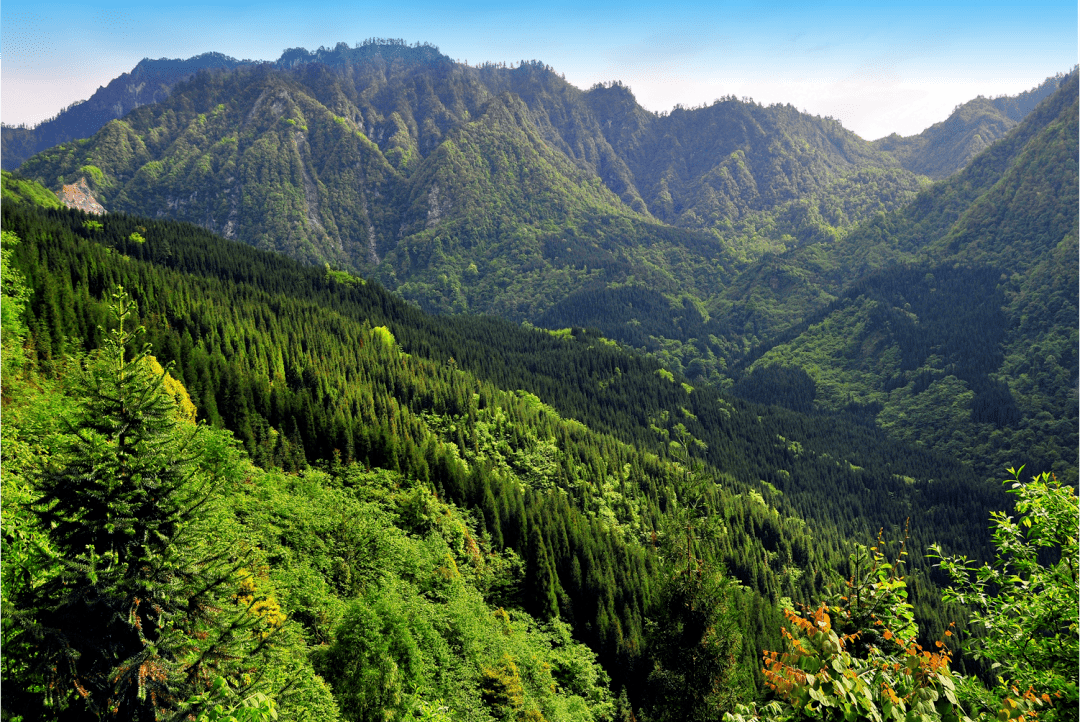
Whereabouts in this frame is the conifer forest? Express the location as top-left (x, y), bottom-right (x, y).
top-left (1, 42), bottom-right (1076, 722)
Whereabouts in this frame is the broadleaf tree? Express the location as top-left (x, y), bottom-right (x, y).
top-left (931, 468), bottom-right (1079, 719)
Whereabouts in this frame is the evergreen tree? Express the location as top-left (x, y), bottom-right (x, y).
top-left (644, 466), bottom-right (753, 721)
top-left (8, 288), bottom-right (268, 720)
top-left (644, 560), bottom-right (751, 721)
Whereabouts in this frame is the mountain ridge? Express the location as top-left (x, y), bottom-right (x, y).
top-left (721, 71), bottom-right (1079, 482)
top-left (15, 47), bottom-right (925, 300)
top-left (872, 72), bottom-right (1070, 179)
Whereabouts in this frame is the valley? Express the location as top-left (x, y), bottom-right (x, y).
top-left (1, 42), bottom-right (1076, 722)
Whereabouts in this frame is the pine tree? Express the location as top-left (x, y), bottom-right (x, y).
top-left (10, 288), bottom-right (268, 720)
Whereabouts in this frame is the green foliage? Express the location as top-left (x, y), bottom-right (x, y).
top-left (248, 466), bottom-right (616, 722)
top-left (722, 540), bottom-right (972, 722)
top-left (0, 242), bottom-right (76, 641)
top-left (317, 585), bottom-right (427, 721)
top-left (724, 470), bottom-right (1078, 722)
top-left (0, 230), bottom-right (31, 379)
top-left (480, 655), bottom-right (526, 718)
top-left (731, 364), bottom-right (816, 414)
top-left (4, 290), bottom-right (275, 720)
top-left (0, 195), bottom-right (1048, 713)
top-left (0, 170), bottom-right (63, 209)
top-left (326, 263), bottom-right (365, 287)
top-left (644, 562), bottom-right (752, 720)
top-left (79, 163), bottom-right (106, 186)
top-left (372, 325), bottom-right (397, 350)
top-left (931, 468), bottom-right (1079, 717)
top-left (190, 678), bottom-right (279, 722)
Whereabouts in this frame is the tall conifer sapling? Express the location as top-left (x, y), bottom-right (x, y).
top-left (13, 287), bottom-right (269, 720)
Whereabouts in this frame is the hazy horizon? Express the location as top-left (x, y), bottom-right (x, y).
top-left (2, 0), bottom-right (1076, 141)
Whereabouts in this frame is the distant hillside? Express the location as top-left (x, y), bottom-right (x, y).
top-left (15, 47), bottom-right (1068, 323)
top-left (16, 42), bottom-right (932, 319)
top-left (1, 52), bottom-right (251, 170)
top-left (724, 71), bottom-right (1079, 484)
top-left (873, 73), bottom-right (1068, 179)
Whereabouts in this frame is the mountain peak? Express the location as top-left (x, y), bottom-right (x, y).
top-left (275, 40), bottom-right (449, 69)
top-left (873, 71), bottom-right (1072, 178)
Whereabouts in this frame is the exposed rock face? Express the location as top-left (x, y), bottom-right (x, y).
top-left (59, 178), bottom-right (105, 214)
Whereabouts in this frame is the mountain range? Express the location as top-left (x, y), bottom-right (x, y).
top-left (6, 44), bottom-right (1063, 277)
top-left (7, 43), bottom-right (1077, 482)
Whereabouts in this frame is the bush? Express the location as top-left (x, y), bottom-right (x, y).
top-left (931, 467), bottom-right (1079, 719)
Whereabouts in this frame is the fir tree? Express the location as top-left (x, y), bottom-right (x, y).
top-left (644, 561), bottom-right (751, 721)
top-left (9, 288), bottom-right (269, 720)
top-left (644, 466), bottom-right (752, 720)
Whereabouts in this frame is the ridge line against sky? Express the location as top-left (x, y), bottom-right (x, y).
top-left (1, 0), bottom-right (1076, 140)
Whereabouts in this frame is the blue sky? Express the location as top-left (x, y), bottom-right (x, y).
top-left (1, 0), bottom-right (1076, 139)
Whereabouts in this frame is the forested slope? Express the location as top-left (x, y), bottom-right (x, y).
top-left (2, 319), bottom-right (624, 722)
top-left (15, 42), bottom-right (925, 302)
top-left (0, 52), bottom-right (251, 171)
top-left (873, 72), bottom-right (1067, 179)
top-left (721, 70), bottom-right (1079, 484)
top-left (14, 49), bottom-right (1074, 470)
top-left (2, 183), bottom-right (1015, 694)
top-left (10, 47), bottom-right (1070, 393)
top-left (3, 173), bottom-right (1074, 721)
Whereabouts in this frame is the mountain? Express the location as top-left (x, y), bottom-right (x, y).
top-left (10, 45), bottom-right (1076, 487)
top-left (4, 48), bottom-right (1077, 712)
top-left (1, 52), bottom-right (251, 170)
top-left (11, 46), bottom-right (1063, 258)
top-left (704, 76), bottom-right (1075, 349)
top-left (873, 72), bottom-right (1068, 179)
top-left (15, 43), bottom-right (926, 302)
top-left (722, 71), bottom-right (1079, 483)
top-left (585, 82), bottom-right (927, 242)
